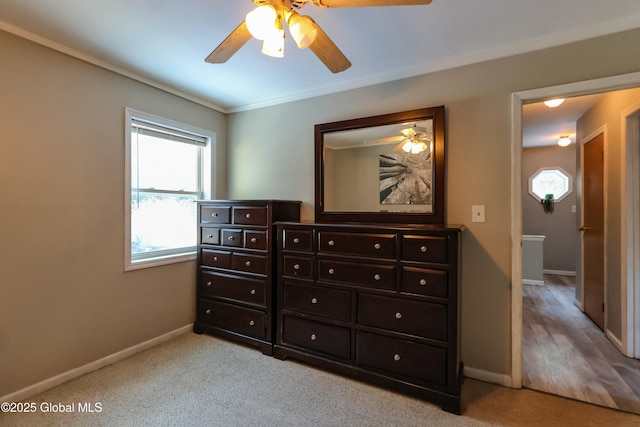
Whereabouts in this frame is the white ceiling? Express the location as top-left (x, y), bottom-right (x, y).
top-left (1, 0), bottom-right (640, 115)
top-left (523, 94), bottom-right (603, 148)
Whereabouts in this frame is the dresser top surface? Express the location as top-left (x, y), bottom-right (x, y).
top-left (276, 221), bottom-right (464, 233)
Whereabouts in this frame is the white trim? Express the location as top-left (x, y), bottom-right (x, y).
top-left (511, 71), bottom-right (640, 390)
top-left (523, 279), bottom-right (545, 286)
top-left (0, 325), bottom-right (192, 404)
top-left (621, 102), bottom-right (640, 358)
top-left (543, 269), bottom-right (576, 276)
top-left (574, 299), bottom-right (584, 311)
top-left (606, 328), bottom-right (626, 355)
top-left (510, 92), bottom-right (524, 389)
top-left (464, 367), bottom-right (513, 388)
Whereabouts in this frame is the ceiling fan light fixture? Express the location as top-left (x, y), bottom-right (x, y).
top-left (261, 28), bottom-right (285, 58)
top-left (288, 13), bottom-right (318, 49)
top-left (246, 5), bottom-right (278, 41)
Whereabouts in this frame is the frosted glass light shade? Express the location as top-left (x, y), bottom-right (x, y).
top-left (261, 29), bottom-right (285, 58)
top-left (246, 5), bottom-right (278, 41)
top-left (288, 14), bottom-right (317, 49)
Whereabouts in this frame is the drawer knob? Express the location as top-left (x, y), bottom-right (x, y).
top-left (420, 245), bottom-right (428, 253)
top-left (328, 268), bottom-right (335, 275)
top-left (212, 213), bottom-right (218, 217)
top-left (293, 264), bottom-right (300, 270)
top-left (245, 261), bottom-right (251, 266)
top-left (374, 274), bottom-right (381, 281)
top-left (213, 256), bottom-right (218, 262)
top-left (310, 334), bottom-right (317, 341)
top-left (328, 240), bottom-right (335, 246)
top-left (245, 213), bottom-right (251, 219)
top-left (228, 236), bottom-right (235, 241)
top-left (206, 281), bottom-right (212, 287)
top-left (394, 354), bottom-right (401, 362)
top-left (374, 243), bottom-right (381, 250)
top-left (207, 234), bottom-right (213, 239)
top-left (205, 309), bottom-right (211, 315)
top-left (311, 297), bottom-right (318, 304)
top-left (251, 237), bottom-right (257, 243)
top-left (251, 289), bottom-right (256, 295)
top-left (293, 237), bottom-right (300, 244)
top-left (420, 278), bottom-right (427, 286)
top-left (395, 312), bottom-right (402, 319)
top-left (249, 320), bottom-right (255, 326)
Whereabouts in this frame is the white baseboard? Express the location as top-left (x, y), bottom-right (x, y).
top-left (605, 329), bottom-right (626, 355)
top-left (1, 324), bottom-right (193, 403)
top-left (573, 299), bottom-right (583, 311)
top-left (463, 366), bottom-right (513, 387)
top-left (543, 269), bottom-right (576, 276)
top-left (523, 279), bottom-right (545, 286)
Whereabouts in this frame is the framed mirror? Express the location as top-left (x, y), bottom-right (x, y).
top-left (315, 106), bottom-right (445, 224)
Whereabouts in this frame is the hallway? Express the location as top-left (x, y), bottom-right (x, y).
top-left (522, 274), bottom-right (640, 414)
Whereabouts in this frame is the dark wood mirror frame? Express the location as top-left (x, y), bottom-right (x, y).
top-left (314, 106), bottom-right (445, 225)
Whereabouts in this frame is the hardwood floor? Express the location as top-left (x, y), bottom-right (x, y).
top-left (522, 274), bottom-right (640, 414)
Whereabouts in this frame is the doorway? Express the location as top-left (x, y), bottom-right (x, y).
top-left (511, 73), bottom-right (640, 411)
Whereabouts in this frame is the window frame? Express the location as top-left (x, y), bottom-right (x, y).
top-left (124, 108), bottom-right (214, 271)
top-left (528, 166), bottom-right (573, 202)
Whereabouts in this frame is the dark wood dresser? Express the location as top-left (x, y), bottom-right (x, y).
top-left (194, 200), bottom-right (300, 355)
top-left (274, 222), bottom-right (463, 413)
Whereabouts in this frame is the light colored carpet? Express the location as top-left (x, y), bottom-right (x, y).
top-left (2, 332), bottom-right (640, 426)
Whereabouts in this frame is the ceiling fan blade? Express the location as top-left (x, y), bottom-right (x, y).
top-left (308, 21), bottom-right (351, 73)
top-left (205, 21), bottom-right (252, 64)
top-left (311, 0), bottom-right (431, 7)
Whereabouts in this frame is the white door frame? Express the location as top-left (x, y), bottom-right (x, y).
top-left (622, 101), bottom-right (640, 358)
top-left (510, 71), bottom-right (640, 387)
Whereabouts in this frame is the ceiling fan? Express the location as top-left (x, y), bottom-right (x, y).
top-left (205, 0), bottom-right (433, 73)
top-left (365, 123), bottom-right (432, 153)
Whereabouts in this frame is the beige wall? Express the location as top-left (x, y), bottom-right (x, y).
top-left (228, 28), bottom-right (640, 377)
top-left (576, 86), bottom-right (640, 338)
top-left (0, 30), bottom-right (227, 396)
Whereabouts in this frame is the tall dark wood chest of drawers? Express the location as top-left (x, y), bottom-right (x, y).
top-left (274, 222), bottom-right (464, 413)
top-left (194, 200), bottom-right (300, 355)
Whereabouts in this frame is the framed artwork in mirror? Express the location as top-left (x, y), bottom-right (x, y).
top-left (315, 106), bottom-right (445, 224)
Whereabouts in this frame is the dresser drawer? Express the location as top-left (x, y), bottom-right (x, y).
top-left (221, 229), bottom-right (243, 247)
top-left (402, 235), bottom-right (448, 264)
top-left (200, 271), bottom-right (265, 306)
top-left (318, 259), bottom-right (395, 290)
top-left (356, 332), bottom-right (447, 386)
top-left (283, 255), bottom-right (313, 279)
top-left (318, 231), bottom-right (396, 259)
top-left (401, 267), bottom-right (448, 298)
top-left (198, 299), bottom-right (266, 339)
top-left (283, 228), bottom-right (313, 252)
top-left (357, 294), bottom-right (447, 341)
top-left (201, 228), bottom-right (220, 245)
top-left (282, 315), bottom-right (350, 360)
top-left (283, 281), bottom-right (351, 321)
top-left (201, 206), bottom-right (230, 224)
top-left (233, 207), bottom-right (267, 226)
top-left (201, 249), bottom-right (231, 269)
top-left (245, 230), bottom-right (267, 250)
top-left (232, 253), bottom-right (267, 275)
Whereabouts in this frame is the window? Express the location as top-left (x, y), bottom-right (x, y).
top-left (528, 167), bottom-right (572, 202)
top-left (125, 108), bottom-right (213, 270)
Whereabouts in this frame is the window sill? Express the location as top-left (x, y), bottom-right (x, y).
top-left (125, 251), bottom-right (196, 271)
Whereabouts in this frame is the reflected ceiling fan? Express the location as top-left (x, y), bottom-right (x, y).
top-left (205, 0), bottom-right (432, 73)
top-left (365, 124), bottom-right (432, 153)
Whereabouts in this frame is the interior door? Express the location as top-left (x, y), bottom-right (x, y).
top-left (582, 132), bottom-right (605, 330)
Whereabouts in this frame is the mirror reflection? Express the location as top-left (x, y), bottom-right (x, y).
top-left (323, 119), bottom-right (434, 213)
